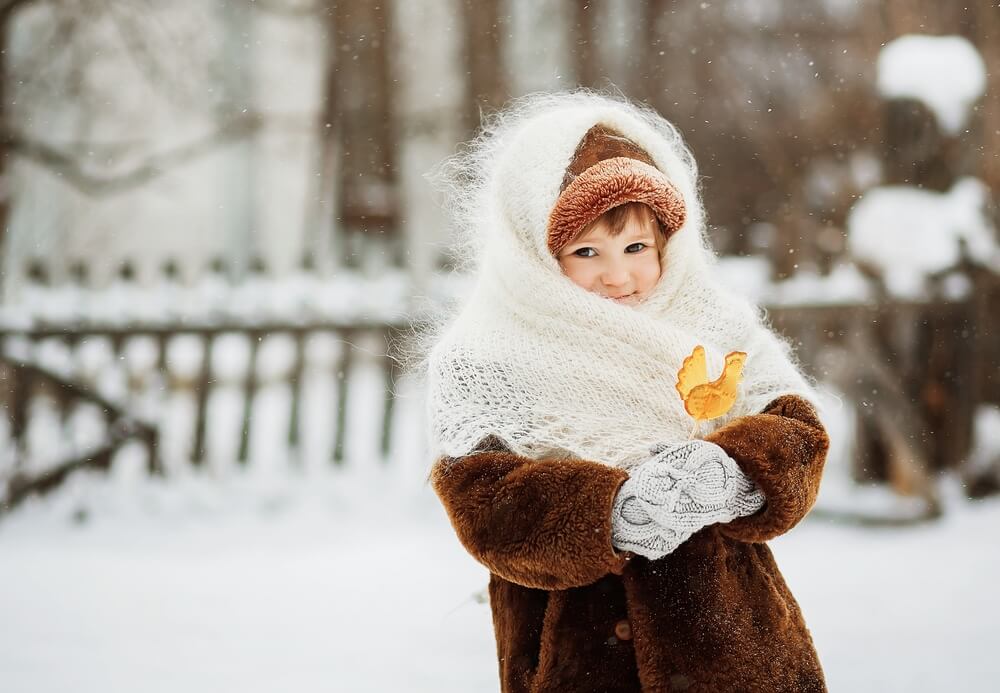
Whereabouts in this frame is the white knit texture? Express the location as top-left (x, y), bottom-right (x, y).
top-left (611, 441), bottom-right (765, 560)
top-left (425, 92), bottom-right (815, 470)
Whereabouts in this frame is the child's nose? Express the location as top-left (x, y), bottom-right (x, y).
top-left (601, 266), bottom-right (630, 287)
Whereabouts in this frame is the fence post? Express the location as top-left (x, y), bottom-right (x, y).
top-left (191, 332), bottom-right (213, 466)
top-left (332, 329), bottom-right (355, 465)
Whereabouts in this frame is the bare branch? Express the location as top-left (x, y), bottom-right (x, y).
top-left (0, 0), bottom-right (37, 16)
top-left (8, 9), bottom-right (79, 94)
top-left (104, 0), bottom-right (180, 104)
top-left (2, 112), bottom-right (269, 196)
top-left (104, 0), bottom-right (225, 111)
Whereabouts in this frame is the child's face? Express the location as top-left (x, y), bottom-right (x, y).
top-left (557, 207), bottom-right (663, 307)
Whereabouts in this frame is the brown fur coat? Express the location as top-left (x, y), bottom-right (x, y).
top-left (431, 394), bottom-right (829, 692)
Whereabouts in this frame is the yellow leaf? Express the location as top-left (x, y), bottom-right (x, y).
top-left (676, 347), bottom-right (747, 421)
top-left (675, 345), bottom-right (707, 401)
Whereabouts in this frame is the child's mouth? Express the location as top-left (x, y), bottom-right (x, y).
top-left (611, 293), bottom-right (637, 303)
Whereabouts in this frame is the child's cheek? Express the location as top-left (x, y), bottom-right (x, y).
top-left (558, 258), bottom-right (590, 291)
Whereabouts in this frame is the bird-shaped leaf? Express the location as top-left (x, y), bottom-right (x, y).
top-left (676, 346), bottom-right (747, 422)
top-left (675, 345), bottom-right (708, 401)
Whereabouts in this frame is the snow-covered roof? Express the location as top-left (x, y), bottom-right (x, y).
top-left (876, 34), bottom-right (987, 135)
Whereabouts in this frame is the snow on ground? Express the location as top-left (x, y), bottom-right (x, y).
top-left (1, 463), bottom-right (999, 693)
top-left (877, 34), bottom-right (987, 135)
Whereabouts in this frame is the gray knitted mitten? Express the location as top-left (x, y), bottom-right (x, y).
top-left (611, 440), bottom-right (766, 560)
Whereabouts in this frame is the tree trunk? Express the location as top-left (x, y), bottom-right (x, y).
top-left (328, 0), bottom-right (399, 268)
top-left (572, 0), bottom-right (600, 89)
top-left (460, 0), bottom-right (507, 135)
top-left (0, 3), bottom-right (19, 300)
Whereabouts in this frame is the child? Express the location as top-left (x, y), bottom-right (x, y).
top-left (424, 92), bottom-right (829, 692)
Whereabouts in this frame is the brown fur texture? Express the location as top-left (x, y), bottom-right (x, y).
top-left (560, 124), bottom-right (658, 190)
top-left (430, 434), bottom-right (630, 590)
top-left (431, 395), bottom-right (829, 692)
top-left (546, 125), bottom-right (687, 256)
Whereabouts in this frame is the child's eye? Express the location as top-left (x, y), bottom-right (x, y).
top-left (573, 247), bottom-right (597, 258)
top-left (625, 243), bottom-right (647, 253)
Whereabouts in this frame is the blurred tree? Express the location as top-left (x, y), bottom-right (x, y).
top-left (571, 0), bottom-right (600, 89)
top-left (0, 0), bottom-right (267, 291)
top-left (461, 0), bottom-right (508, 132)
top-left (321, 0), bottom-right (400, 269)
top-left (0, 0), bottom-right (41, 276)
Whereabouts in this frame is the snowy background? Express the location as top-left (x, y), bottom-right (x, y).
top-left (2, 446), bottom-right (1000, 692)
top-left (2, 2), bottom-right (1000, 692)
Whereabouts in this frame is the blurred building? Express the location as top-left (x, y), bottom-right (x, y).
top-left (2, 0), bottom-right (996, 296)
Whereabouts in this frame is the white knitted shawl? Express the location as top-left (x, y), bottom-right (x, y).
top-left (425, 92), bottom-right (813, 470)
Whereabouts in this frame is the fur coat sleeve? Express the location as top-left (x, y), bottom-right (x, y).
top-left (704, 394), bottom-right (830, 543)
top-left (430, 394), bottom-right (828, 589)
top-left (429, 435), bottom-right (631, 591)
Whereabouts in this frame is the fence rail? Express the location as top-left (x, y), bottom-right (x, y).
top-left (0, 318), bottom-right (414, 513)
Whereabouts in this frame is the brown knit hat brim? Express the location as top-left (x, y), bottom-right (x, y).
top-left (547, 156), bottom-right (687, 256)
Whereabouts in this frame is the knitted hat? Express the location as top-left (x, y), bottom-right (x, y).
top-left (546, 124), bottom-right (687, 256)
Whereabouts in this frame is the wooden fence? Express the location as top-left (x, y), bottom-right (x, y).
top-left (0, 318), bottom-right (413, 513)
top-left (2, 267), bottom-right (997, 517)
